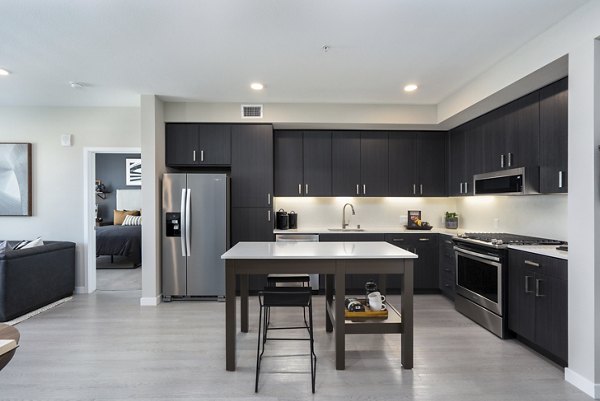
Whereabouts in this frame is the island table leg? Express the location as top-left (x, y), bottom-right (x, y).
top-left (240, 274), bottom-right (249, 333)
top-left (401, 260), bottom-right (414, 369)
top-left (325, 274), bottom-right (334, 332)
top-left (226, 262), bottom-right (236, 371)
top-left (335, 262), bottom-right (346, 370)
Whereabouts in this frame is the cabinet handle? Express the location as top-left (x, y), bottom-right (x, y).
top-left (524, 275), bottom-right (533, 293)
top-left (500, 154), bottom-right (505, 168)
top-left (459, 182), bottom-right (463, 194)
top-left (419, 238), bottom-right (430, 242)
top-left (267, 210), bottom-right (271, 222)
top-left (305, 184), bottom-right (309, 195)
top-left (507, 152), bottom-right (513, 167)
top-left (413, 184), bottom-right (416, 195)
top-left (363, 184), bottom-right (366, 195)
top-left (267, 193), bottom-right (271, 205)
top-left (464, 182), bottom-right (468, 193)
top-left (444, 284), bottom-right (451, 288)
top-left (524, 260), bottom-right (540, 267)
top-left (392, 238), bottom-right (405, 242)
top-left (535, 279), bottom-right (544, 297)
top-left (420, 184), bottom-right (423, 195)
top-left (200, 150), bottom-right (204, 162)
top-left (444, 268), bottom-right (451, 272)
top-left (558, 171), bottom-right (563, 188)
top-left (298, 184), bottom-right (302, 195)
top-left (356, 184), bottom-right (360, 195)
top-left (193, 150), bottom-right (196, 162)
top-left (445, 240), bottom-right (452, 245)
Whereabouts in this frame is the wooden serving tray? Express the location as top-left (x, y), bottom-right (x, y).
top-left (345, 301), bottom-right (389, 320)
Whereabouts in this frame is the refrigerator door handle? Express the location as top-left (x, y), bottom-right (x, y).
top-left (180, 188), bottom-right (187, 257)
top-left (186, 188), bottom-right (192, 256)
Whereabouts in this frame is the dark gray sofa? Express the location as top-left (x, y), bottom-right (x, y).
top-left (0, 241), bottom-right (76, 322)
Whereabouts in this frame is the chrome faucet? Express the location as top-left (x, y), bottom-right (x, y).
top-left (342, 203), bottom-right (355, 229)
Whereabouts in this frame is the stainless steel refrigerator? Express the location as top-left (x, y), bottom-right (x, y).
top-left (162, 173), bottom-right (229, 300)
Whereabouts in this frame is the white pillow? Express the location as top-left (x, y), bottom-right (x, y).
top-left (122, 215), bottom-right (142, 226)
top-left (21, 237), bottom-right (44, 249)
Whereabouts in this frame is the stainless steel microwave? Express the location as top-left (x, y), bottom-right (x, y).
top-left (473, 167), bottom-right (538, 195)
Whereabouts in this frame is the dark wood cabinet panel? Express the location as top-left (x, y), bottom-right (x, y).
top-left (303, 131), bottom-right (332, 196)
top-left (418, 132), bottom-right (447, 196)
top-left (274, 131), bottom-right (304, 196)
top-left (505, 92), bottom-right (540, 170)
top-left (197, 124), bottom-right (231, 165)
top-left (332, 131), bottom-right (361, 196)
top-left (389, 132), bottom-right (417, 196)
top-left (438, 235), bottom-right (455, 300)
top-left (360, 131), bottom-right (389, 196)
top-left (540, 77), bottom-right (568, 193)
top-left (231, 124), bottom-right (273, 208)
top-left (385, 234), bottom-right (438, 291)
top-left (448, 128), bottom-right (467, 196)
top-left (166, 123), bottom-right (198, 166)
top-left (508, 250), bottom-right (567, 365)
top-left (482, 108), bottom-right (508, 173)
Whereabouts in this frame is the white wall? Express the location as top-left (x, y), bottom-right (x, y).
top-left (455, 195), bottom-right (568, 240)
top-left (0, 107), bottom-right (140, 289)
top-left (274, 197), bottom-right (456, 229)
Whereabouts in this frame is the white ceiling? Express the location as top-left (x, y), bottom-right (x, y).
top-left (0, 0), bottom-right (589, 107)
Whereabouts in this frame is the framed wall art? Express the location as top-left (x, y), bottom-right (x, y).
top-left (0, 143), bottom-right (32, 216)
top-left (126, 158), bottom-right (141, 186)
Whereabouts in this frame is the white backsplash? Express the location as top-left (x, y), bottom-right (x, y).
top-left (273, 197), bottom-right (458, 229)
top-left (274, 194), bottom-right (568, 241)
top-left (455, 194), bottom-right (568, 241)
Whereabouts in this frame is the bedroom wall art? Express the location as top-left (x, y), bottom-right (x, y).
top-left (0, 143), bottom-right (32, 216)
top-left (126, 158), bottom-right (141, 186)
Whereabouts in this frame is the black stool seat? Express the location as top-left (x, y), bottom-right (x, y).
top-left (256, 287), bottom-right (317, 393)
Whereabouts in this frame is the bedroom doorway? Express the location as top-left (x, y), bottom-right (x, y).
top-left (83, 147), bottom-right (141, 294)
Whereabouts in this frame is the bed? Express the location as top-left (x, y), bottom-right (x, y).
top-left (96, 189), bottom-right (142, 267)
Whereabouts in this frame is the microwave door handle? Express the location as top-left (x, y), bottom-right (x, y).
top-left (180, 188), bottom-right (187, 257)
top-left (186, 188), bottom-right (192, 256)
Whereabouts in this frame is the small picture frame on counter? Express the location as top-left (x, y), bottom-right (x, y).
top-left (407, 210), bottom-right (421, 228)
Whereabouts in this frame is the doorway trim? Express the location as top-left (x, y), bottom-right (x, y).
top-left (82, 146), bottom-right (142, 294)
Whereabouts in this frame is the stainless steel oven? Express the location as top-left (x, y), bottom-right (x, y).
top-left (453, 241), bottom-right (507, 338)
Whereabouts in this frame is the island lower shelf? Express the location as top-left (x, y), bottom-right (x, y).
top-left (326, 299), bottom-right (404, 335)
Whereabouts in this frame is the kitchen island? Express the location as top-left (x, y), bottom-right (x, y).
top-left (221, 241), bottom-right (417, 371)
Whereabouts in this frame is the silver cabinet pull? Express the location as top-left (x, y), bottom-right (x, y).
top-left (508, 152), bottom-right (512, 167)
top-left (298, 184), bottom-right (302, 195)
top-left (420, 184), bottom-right (423, 195)
top-left (267, 210), bottom-right (271, 222)
top-left (524, 275), bottom-right (533, 293)
top-left (419, 238), bottom-right (430, 242)
top-left (535, 279), bottom-right (544, 297)
top-left (356, 184), bottom-right (360, 195)
top-left (413, 184), bottom-right (416, 195)
top-left (267, 193), bottom-right (271, 205)
top-left (363, 184), bottom-right (366, 195)
top-left (200, 150), bottom-right (204, 162)
top-left (464, 182), bottom-right (468, 194)
top-left (558, 171), bottom-right (563, 188)
top-left (392, 238), bottom-right (405, 242)
top-left (193, 150), bottom-right (196, 162)
top-left (500, 154), bottom-right (505, 168)
top-left (459, 182), bottom-right (463, 194)
top-left (524, 260), bottom-right (540, 267)
top-left (305, 184), bottom-right (309, 195)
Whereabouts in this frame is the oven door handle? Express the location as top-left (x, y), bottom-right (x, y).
top-left (453, 246), bottom-right (501, 262)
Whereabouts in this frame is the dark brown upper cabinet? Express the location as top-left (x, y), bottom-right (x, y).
top-left (165, 123), bottom-right (231, 167)
top-left (360, 131), bottom-right (389, 197)
top-left (539, 77), bottom-right (568, 194)
top-left (274, 131), bottom-right (332, 197)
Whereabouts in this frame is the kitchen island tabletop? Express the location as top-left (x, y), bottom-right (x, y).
top-left (221, 241), bottom-right (416, 371)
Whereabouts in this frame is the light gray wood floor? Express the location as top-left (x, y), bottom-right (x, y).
top-left (96, 256), bottom-right (141, 291)
top-left (0, 292), bottom-right (591, 401)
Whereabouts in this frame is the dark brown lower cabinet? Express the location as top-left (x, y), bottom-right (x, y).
top-left (438, 234), bottom-right (455, 300)
top-left (508, 250), bottom-right (568, 365)
top-left (231, 207), bottom-right (274, 292)
top-left (385, 234), bottom-right (439, 292)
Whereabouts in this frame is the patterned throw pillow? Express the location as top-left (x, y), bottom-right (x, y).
top-left (122, 215), bottom-right (142, 226)
top-left (114, 209), bottom-right (140, 225)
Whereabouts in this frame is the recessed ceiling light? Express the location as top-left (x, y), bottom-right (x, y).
top-left (404, 84), bottom-right (418, 92)
top-left (250, 82), bottom-right (264, 91)
top-left (0, 68), bottom-right (10, 76)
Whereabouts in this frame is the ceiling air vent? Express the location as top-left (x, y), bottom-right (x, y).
top-left (241, 104), bottom-right (263, 119)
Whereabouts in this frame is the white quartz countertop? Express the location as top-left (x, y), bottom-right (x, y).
top-left (221, 241), bottom-right (418, 260)
top-left (508, 245), bottom-right (568, 260)
top-left (273, 227), bottom-right (461, 236)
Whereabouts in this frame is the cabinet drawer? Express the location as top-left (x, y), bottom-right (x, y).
top-left (509, 250), bottom-right (567, 280)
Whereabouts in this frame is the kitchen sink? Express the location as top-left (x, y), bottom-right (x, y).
top-left (327, 228), bottom-right (365, 232)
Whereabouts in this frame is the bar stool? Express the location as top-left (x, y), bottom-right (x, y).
top-left (255, 287), bottom-right (317, 393)
top-left (266, 274), bottom-right (311, 328)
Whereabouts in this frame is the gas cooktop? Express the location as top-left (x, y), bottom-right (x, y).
top-left (455, 232), bottom-right (565, 249)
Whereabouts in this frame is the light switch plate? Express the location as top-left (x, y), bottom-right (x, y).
top-left (61, 134), bottom-right (72, 147)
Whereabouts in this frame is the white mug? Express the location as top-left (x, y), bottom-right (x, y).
top-left (368, 291), bottom-right (386, 311)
